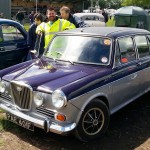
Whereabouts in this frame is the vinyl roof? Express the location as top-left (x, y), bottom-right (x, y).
top-left (58, 27), bottom-right (150, 38)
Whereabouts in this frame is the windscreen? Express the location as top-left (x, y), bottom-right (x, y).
top-left (45, 35), bottom-right (111, 65)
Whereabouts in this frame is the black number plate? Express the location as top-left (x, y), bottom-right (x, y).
top-left (6, 113), bottom-right (34, 131)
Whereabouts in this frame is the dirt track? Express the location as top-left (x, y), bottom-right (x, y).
top-left (0, 92), bottom-right (150, 150)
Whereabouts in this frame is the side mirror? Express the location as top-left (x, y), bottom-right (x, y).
top-left (30, 50), bottom-right (39, 59)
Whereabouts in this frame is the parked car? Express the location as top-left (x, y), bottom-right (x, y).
top-left (0, 19), bottom-right (29, 69)
top-left (0, 27), bottom-right (150, 141)
top-left (74, 13), bottom-right (105, 27)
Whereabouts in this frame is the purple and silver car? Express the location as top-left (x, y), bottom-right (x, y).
top-left (0, 27), bottom-right (150, 141)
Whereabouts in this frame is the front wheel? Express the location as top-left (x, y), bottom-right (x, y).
top-left (74, 99), bottom-right (110, 141)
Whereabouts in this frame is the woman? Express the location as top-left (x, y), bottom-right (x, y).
top-left (27, 13), bottom-right (45, 59)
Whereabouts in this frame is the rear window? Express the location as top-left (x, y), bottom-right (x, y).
top-left (115, 37), bottom-right (136, 64)
top-left (135, 36), bottom-right (149, 58)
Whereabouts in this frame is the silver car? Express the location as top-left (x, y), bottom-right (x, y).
top-left (74, 13), bottom-right (106, 27)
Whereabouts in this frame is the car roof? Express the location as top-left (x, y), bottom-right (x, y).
top-left (0, 18), bottom-right (22, 25)
top-left (58, 27), bottom-right (150, 38)
top-left (74, 13), bottom-right (104, 18)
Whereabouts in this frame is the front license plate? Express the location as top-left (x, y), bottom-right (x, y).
top-left (6, 113), bottom-right (34, 131)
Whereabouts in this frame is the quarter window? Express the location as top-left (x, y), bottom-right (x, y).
top-left (2, 25), bottom-right (24, 42)
top-left (118, 37), bottom-right (136, 63)
top-left (135, 36), bottom-right (149, 58)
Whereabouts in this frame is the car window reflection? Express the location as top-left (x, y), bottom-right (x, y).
top-left (2, 25), bottom-right (24, 41)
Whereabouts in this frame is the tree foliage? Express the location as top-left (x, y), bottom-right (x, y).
top-left (122, 0), bottom-right (150, 7)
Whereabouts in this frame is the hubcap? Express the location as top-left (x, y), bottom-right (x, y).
top-left (82, 107), bottom-right (104, 136)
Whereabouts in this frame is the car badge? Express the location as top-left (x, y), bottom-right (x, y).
top-left (17, 86), bottom-right (22, 92)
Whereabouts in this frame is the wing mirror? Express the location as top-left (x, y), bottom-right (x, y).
top-left (30, 49), bottom-right (39, 59)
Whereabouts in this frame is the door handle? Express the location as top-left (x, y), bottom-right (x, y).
top-left (137, 62), bottom-right (142, 66)
top-left (0, 47), bottom-right (4, 51)
top-left (131, 73), bottom-right (137, 79)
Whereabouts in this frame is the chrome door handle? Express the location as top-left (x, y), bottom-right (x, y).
top-left (0, 47), bottom-right (4, 51)
top-left (131, 73), bottom-right (137, 79)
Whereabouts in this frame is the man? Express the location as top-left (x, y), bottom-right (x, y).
top-left (28, 11), bottom-right (35, 25)
top-left (36, 7), bottom-right (76, 48)
top-left (102, 9), bottom-right (108, 23)
top-left (27, 13), bottom-right (44, 57)
top-left (16, 10), bottom-right (24, 25)
top-left (60, 6), bottom-right (88, 28)
top-left (0, 13), bottom-right (4, 18)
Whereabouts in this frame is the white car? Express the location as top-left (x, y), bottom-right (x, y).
top-left (74, 13), bottom-right (106, 27)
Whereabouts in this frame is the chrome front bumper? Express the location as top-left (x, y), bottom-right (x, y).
top-left (0, 102), bottom-right (76, 134)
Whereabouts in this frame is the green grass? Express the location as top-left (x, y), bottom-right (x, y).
top-left (0, 138), bottom-right (4, 147)
top-left (0, 113), bottom-right (20, 133)
top-left (0, 109), bottom-right (4, 113)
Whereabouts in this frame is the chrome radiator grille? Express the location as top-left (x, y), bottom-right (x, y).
top-left (10, 81), bottom-right (32, 110)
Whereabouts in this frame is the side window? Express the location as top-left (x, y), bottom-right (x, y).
top-left (118, 37), bottom-right (136, 63)
top-left (135, 36), bottom-right (149, 58)
top-left (2, 25), bottom-right (24, 42)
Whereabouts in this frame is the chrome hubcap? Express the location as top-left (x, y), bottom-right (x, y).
top-left (82, 108), bottom-right (104, 136)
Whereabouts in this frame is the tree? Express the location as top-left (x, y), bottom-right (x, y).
top-left (122, 0), bottom-right (150, 7)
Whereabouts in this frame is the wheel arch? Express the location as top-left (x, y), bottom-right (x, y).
top-left (74, 95), bottom-right (110, 141)
top-left (75, 94), bottom-right (110, 124)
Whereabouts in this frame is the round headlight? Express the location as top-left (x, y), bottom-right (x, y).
top-left (52, 90), bottom-right (67, 109)
top-left (0, 81), bottom-right (6, 93)
top-left (33, 92), bottom-right (44, 107)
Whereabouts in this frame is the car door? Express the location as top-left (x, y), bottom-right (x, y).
top-left (112, 36), bottom-right (140, 109)
top-left (134, 35), bottom-right (150, 92)
top-left (0, 24), bottom-right (29, 69)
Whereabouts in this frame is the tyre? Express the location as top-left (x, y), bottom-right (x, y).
top-left (74, 99), bottom-right (110, 141)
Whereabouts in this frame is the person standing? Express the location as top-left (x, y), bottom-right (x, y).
top-left (0, 13), bottom-right (4, 18)
top-left (27, 13), bottom-right (45, 59)
top-left (60, 6), bottom-right (89, 28)
top-left (36, 7), bottom-right (76, 49)
top-left (102, 9), bottom-right (108, 23)
top-left (16, 10), bottom-right (24, 25)
top-left (28, 11), bottom-right (35, 25)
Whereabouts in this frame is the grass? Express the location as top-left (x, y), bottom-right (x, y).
top-left (0, 109), bottom-right (5, 113)
top-left (0, 138), bottom-right (4, 147)
top-left (0, 112), bottom-right (20, 133)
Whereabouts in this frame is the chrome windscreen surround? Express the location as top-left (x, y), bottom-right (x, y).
top-left (10, 81), bottom-right (33, 111)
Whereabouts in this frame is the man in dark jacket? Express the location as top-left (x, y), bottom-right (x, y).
top-left (28, 11), bottom-right (35, 25)
top-left (16, 11), bottom-right (24, 25)
top-left (27, 13), bottom-right (45, 58)
top-left (102, 9), bottom-right (108, 23)
top-left (60, 6), bottom-right (89, 28)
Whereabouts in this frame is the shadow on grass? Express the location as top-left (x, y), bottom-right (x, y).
top-left (1, 92), bottom-right (150, 150)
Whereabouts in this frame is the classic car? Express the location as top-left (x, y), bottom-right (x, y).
top-left (0, 19), bottom-right (29, 69)
top-left (0, 27), bottom-right (150, 141)
top-left (74, 13), bottom-right (106, 27)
